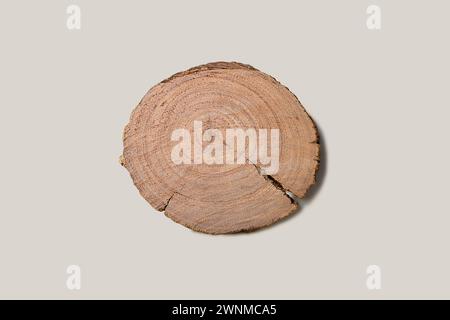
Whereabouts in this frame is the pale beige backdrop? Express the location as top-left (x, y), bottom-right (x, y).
top-left (0, 0), bottom-right (449, 299)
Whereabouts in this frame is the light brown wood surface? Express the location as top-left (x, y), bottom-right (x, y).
top-left (122, 62), bottom-right (319, 234)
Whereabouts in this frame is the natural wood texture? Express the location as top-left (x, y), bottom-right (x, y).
top-left (122, 62), bottom-right (319, 234)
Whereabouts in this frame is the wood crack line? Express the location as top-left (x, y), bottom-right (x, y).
top-left (250, 163), bottom-right (297, 204)
top-left (161, 164), bottom-right (297, 213)
top-left (161, 192), bottom-right (178, 211)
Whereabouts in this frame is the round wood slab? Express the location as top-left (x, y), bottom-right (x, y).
top-left (121, 62), bottom-right (319, 234)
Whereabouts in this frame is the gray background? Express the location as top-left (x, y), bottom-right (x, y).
top-left (0, 0), bottom-right (449, 299)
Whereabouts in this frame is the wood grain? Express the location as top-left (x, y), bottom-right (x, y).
top-left (122, 62), bottom-right (319, 234)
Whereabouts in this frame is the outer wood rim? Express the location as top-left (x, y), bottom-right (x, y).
top-left (122, 62), bottom-right (320, 234)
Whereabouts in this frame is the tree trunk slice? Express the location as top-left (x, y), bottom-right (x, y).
top-left (122, 62), bottom-right (319, 234)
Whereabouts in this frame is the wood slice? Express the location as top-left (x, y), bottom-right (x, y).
top-left (122, 62), bottom-right (319, 234)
